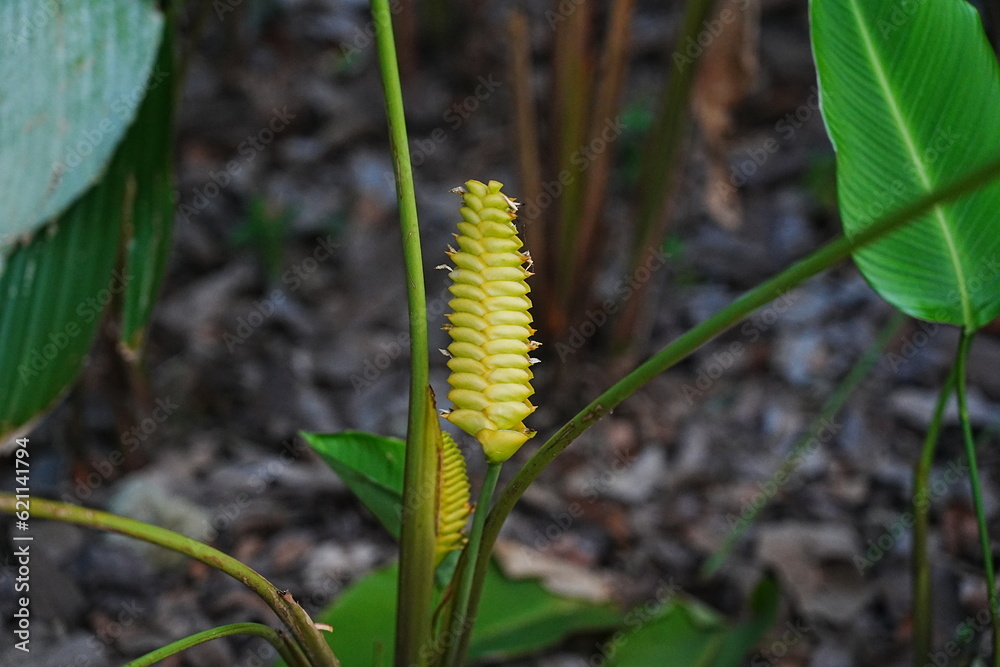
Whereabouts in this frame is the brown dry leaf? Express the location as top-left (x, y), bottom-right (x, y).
top-left (691, 0), bottom-right (761, 229)
top-left (493, 539), bottom-right (618, 603)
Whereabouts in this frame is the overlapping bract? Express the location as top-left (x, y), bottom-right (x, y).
top-left (435, 431), bottom-right (472, 565)
top-left (444, 180), bottom-right (537, 463)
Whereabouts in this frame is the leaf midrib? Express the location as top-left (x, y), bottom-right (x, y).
top-left (847, 0), bottom-right (973, 327)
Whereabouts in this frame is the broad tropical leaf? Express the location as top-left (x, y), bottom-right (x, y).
top-left (0, 42), bottom-right (174, 440)
top-left (0, 0), bottom-right (164, 249)
top-left (812, 0), bottom-right (1000, 329)
top-left (286, 561), bottom-right (622, 666)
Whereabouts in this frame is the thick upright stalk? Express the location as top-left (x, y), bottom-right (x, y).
top-left (0, 495), bottom-right (336, 666)
top-left (955, 330), bottom-right (1000, 664)
top-left (368, 0), bottom-right (435, 664)
top-left (912, 363), bottom-right (957, 667)
top-left (453, 152), bottom-right (1000, 658)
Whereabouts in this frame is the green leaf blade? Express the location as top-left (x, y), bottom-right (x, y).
top-left (301, 431), bottom-right (406, 538)
top-left (119, 24), bottom-right (176, 352)
top-left (293, 561), bottom-right (622, 667)
top-left (812, 0), bottom-right (1000, 328)
top-left (0, 180), bottom-right (123, 438)
top-left (604, 578), bottom-right (779, 667)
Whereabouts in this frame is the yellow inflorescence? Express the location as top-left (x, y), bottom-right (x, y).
top-left (435, 431), bottom-right (472, 565)
top-left (443, 179), bottom-right (537, 463)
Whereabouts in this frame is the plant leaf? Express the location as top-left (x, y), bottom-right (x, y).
top-left (604, 577), bottom-right (780, 667)
top-left (467, 561), bottom-right (623, 661)
top-left (0, 181), bottom-right (123, 439)
top-left (119, 22), bottom-right (175, 353)
top-left (812, 0), bottom-right (1000, 329)
top-left (290, 560), bottom-right (623, 667)
top-left (0, 42), bottom-right (174, 440)
top-left (0, 0), bottom-right (164, 248)
top-left (301, 431), bottom-right (406, 538)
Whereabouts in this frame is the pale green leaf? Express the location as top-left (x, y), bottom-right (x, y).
top-left (0, 0), bottom-right (164, 249)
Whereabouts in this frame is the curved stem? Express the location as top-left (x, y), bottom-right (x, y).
top-left (443, 462), bottom-right (502, 667)
top-left (123, 622), bottom-right (306, 667)
top-left (912, 362), bottom-right (957, 666)
top-left (368, 0), bottom-right (435, 663)
top-left (955, 330), bottom-right (1000, 664)
top-left (455, 152), bottom-right (1000, 657)
top-left (0, 495), bottom-right (338, 666)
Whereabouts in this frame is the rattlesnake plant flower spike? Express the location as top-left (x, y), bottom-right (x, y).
top-left (435, 430), bottom-right (472, 565)
top-left (445, 179), bottom-right (537, 463)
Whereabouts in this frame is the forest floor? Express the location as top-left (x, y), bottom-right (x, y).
top-left (4, 1), bottom-right (1000, 666)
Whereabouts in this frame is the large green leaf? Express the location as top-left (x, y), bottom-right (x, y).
top-left (0, 0), bottom-right (164, 249)
top-left (291, 561), bottom-right (622, 666)
top-left (302, 431), bottom-right (406, 538)
top-left (812, 0), bottom-right (1000, 329)
top-left (466, 562), bottom-right (623, 661)
top-left (604, 578), bottom-right (780, 667)
top-left (0, 37), bottom-right (174, 441)
top-left (0, 174), bottom-right (123, 438)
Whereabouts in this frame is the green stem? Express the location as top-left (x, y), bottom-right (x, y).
top-left (123, 622), bottom-right (306, 667)
top-left (701, 310), bottom-right (907, 580)
top-left (456, 152), bottom-right (1000, 656)
top-left (912, 362), bottom-right (958, 667)
top-left (443, 463), bottom-right (502, 667)
top-left (955, 329), bottom-right (1000, 664)
top-left (0, 495), bottom-right (337, 666)
top-left (369, 0), bottom-right (434, 664)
